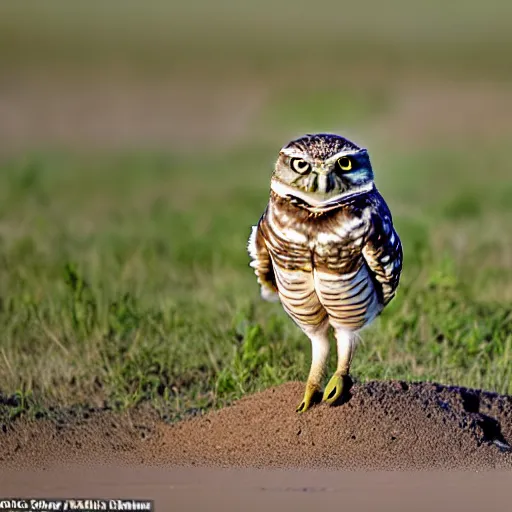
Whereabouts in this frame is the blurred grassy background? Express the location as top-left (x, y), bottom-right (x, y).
top-left (0, 1), bottom-right (511, 420)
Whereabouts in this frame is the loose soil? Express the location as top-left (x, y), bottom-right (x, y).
top-left (3, 381), bottom-right (511, 510)
top-left (3, 381), bottom-right (511, 470)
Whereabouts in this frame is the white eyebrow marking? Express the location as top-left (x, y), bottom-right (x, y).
top-left (279, 147), bottom-right (368, 164)
top-left (279, 149), bottom-right (313, 162)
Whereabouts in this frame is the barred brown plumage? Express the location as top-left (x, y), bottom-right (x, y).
top-left (248, 133), bottom-right (403, 412)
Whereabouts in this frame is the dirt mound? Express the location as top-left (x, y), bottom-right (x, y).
top-left (3, 381), bottom-right (512, 470)
top-left (164, 381), bottom-right (512, 470)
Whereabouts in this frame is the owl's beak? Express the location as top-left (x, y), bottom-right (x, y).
top-left (308, 168), bottom-right (337, 194)
top-left (315, 163), bottom-right (331, 176)
top-left (301, 163), bottom-right (339, 194)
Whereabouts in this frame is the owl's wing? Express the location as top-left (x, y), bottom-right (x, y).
top-left (247, 218), bottom-right (279, 302)
top-left (362, 202), bottom-right (403, 307)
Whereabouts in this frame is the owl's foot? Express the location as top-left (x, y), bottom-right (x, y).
top-left (322, 372), bottom-right (349, 405)
top-left (296, 382), bottom-right (322, 413)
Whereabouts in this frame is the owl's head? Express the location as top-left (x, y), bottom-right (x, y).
top-left (271, 133), bottom-right (374, 207)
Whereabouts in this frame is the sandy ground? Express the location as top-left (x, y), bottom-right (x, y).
top-left (2, 466), bottom-right (512, 512)
top-left (0, 381), bottom-right (512, 512)
top-left (0, 74), bottom-right (268, 154)
top-left (1, 74), bottom-right (511, 154)
top-left (4, 381), bottom-right (511, 471)
top-left (2, 381), bottom-right (512, 508)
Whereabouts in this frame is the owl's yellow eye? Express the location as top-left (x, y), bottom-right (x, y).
top-left (337, 156), bottom-right (352, 171)
top-left (290, 158), bottom-right (311, 175)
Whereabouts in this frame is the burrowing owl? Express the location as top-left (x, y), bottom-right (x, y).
top-left (248, 133), bottom-right (402, 412)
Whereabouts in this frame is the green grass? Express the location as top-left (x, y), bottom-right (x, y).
top-left (0, 138), bottom-right (511, 423)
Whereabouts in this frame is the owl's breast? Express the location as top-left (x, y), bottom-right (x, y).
top-left (260, 207), bottom-right (313, 271)
top-left (261, 197), bottom-right (383, 330)
top-left (313, 263), bottom-right (382, 330)
top-left (262, 198), bottom-right (370, 274)
top-left (311, 214), bottom-right (368, 274)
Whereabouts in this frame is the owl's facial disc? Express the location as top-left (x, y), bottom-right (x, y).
top-left (273, 147), bottom-right (374, 201)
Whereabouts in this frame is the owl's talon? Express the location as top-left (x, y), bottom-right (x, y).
top-left (322, 373), bottom-right (347, 405)
top-left (296, 383), bottom-right (321, 413)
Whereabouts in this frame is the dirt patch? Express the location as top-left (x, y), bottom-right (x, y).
top-left (370, 82), bottom-right (512, 148)
top-left (2, 466), bottom-right (512, 512)
top-left (1, 73), bottom-right (511, 155)
top-left (0, 74), bottom-right (267, 154)
top-left (3, 380), bottom-right (511, 470)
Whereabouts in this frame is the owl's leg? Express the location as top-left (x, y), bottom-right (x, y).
top-left (296, 321), bottom-right (330, 413)
top-left (323, 328), bottom-right (355, 405)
